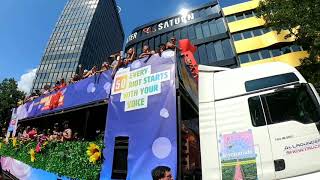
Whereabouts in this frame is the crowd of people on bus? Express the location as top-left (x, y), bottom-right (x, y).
top-left (24, 37), bottom-right (180, 103)
top-left (14, 121), bottom-right (77, 144)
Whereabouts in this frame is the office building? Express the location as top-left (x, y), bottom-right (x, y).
top-left (222, 0), bottom-right (307, 67)
top-left (125, 1), bottom-right (239, 68)
top-left (126, 0), bottom-right (308, 70)
top-left (31, 0), bottom-right (124, 92)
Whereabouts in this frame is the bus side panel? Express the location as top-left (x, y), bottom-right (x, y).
top-left (199, 71), bottom-right (221, 180)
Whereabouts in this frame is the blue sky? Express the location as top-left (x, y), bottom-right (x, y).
top-left (0, 0), bottom-right (246, 83)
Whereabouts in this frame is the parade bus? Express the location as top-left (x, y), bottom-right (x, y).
top-left (0, 40), bottom-right (200, 180)
top-left (1, 40), bottom-right (320, 180)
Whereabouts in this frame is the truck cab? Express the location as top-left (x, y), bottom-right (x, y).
top-left (199, 62), bottom-right (320, 180)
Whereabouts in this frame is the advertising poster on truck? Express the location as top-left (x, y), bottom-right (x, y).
top-left (219, 130), bottom-right (258, 180)
top-left (101, 55), bottom-right (177, 179)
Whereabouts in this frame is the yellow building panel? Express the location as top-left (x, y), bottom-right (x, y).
top-left (228, 17), bottom-right (265, 33)
top-left (235, 30), bottom-right (296, 53)
top-left (223, 0), bottom-right (259, 16)
top-left (240, 51), bottom-right (309, 67)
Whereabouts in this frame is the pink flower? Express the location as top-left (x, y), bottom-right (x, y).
top-left (35, 143), bottom-right (41, 153)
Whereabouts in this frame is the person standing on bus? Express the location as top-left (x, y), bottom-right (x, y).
top-left (139, 45), bottom-right (155, 59)
top-left (124, 47), bottom-right (136, 65)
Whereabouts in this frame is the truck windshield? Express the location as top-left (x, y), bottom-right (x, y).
top-left (245, 73), bottom-right (299, 92)
top-left (262, 85), bottom-right (320, 125)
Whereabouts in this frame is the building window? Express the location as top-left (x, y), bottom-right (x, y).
top-left (199, 8), bottom-right (206, 17)
top-left (271, 49), bottom-right (282, 57)
top-left (226, 15), bottom-right (236, 23)
top-left (244, 11), bottom-right (253, 18)
top-left (250, 52), bottom-right (260, 61)
top-left (202, 22), bottom-right (211, 38)
top-left (262, 27), bottom-right (273, 34)
top-left (137, 42), bottom-right (143, 56)
top-left (216, 18), bottom-right (227, 34)
top-left (232, 33), bottom-right (243, 41)
top-left (235, 13), bottom-right (245, 20)
top-left (167, 31), bottom-right (174, 41)
top-left (291, 44), bottom-right (303, 52)
top-left (260, 50), bottom-right (271, 59)
top-left (252, 29), bottom-right (263, 36)
top-left (242, 31), bottom-right (253, 39)
top-left (188, 25), bottom-right (196, 40)
top-left (214, 41), bottom-right (224, 61)
top-left (193, 10), bottom-right (200, 18)
top-left (232, 26), bottom-right (273, 41)
top-left (226, 10), bottom-right (256, 23)
top-left (281, 46), bottom-right (291, 54)
top-left (209, 19), bottom-right (218, 36)
top-left (198, 45), bottom-right (208, 64)
top-left (238, 44), bottom-right (304, 64)
top-left (161, 34), bottom-right (167, 44)
top-left (148, 38), bottom-right (155, 52)
top-left (211, 5), bottom-right (220, 14)
top-left (222, 39), bottom-right (234, 59)
top-left (206, 42), bottom-right (217, 63)
top-left (154, 36), bottom-right (160, 49)
top-left (239, 54), bottom-right (250, 63)
top-left (181, 27), bottom-right (188, 39)
top-left (195, 24), bottom-right (203, 39)
top-left (174, 30), bottom-right (181, 41)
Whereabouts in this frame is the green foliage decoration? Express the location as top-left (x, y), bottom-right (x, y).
top-left (0, 138), bottom-right (104, 180)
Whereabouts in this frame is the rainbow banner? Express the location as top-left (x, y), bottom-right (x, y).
top-left (12, 71), bottom-right (113, 121)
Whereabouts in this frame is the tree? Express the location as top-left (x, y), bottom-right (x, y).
top-left (257, 0), bottom-right (320, 88)
top-left (0, 78), bottom-right (25, 134)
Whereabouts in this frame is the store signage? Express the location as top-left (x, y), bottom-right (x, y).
top-left (127, 32), bottom-right (138, 43)
top-left (126, 13), bottom-right (195, 43)
top-left (157, 13), bottom-right (194, 31)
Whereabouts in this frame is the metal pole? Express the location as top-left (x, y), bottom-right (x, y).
top-left (176, 92), bottom-right (182, 180)
top-left (83, 110), bottom-right (90, 139)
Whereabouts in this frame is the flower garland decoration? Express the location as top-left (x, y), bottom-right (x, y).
top-left (12, 137), bottom-right (17, 148)
top-left (29, 149), bottom-right (36, 162)
top-left (86, 143), bottom-right (101, 164)
top-left (36, 134), bottom-right (49, 153)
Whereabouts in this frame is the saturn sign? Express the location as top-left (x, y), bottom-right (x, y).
top-left (126, 13), bottom-right (195, 43)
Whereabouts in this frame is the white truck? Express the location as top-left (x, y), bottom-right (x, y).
top-left (199, 62), bottom-right (320, 180)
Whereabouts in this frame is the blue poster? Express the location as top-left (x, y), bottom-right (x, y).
top-left (100, 53), bottom-right (177, 179)
top-left (12, 71), bottom-right (113, 121)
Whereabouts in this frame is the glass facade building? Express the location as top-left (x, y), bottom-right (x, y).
top-left (31, 0), bottom-right (124, 92)
top-left (125, 1), bottom-right (239, 68)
